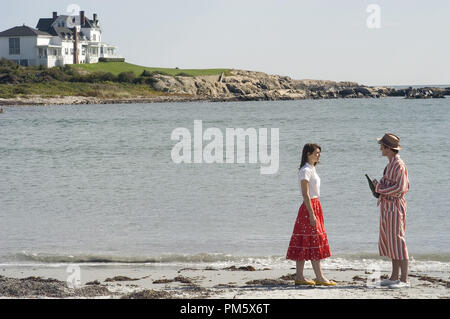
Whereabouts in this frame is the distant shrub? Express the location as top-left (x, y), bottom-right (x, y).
top-left (39, 67), bottom-right (70, 81)
top-left (99, 57), bottom-right (125, 63)
top-left (82, 71), bottom-right (118, 83)
top-left (0, 85), bottom-right (15, 98)
top-left (100, 72), bottom-right (117, 82)
top-left (176, 72), bottom-right (193, 77)
top-left (0, 58), bottom-right (17, 69)
top-left (62, 64), bottom-right (74, 76)
top-left (137, 70), bottom-right (159, 86)
top-left (13, 86), bottom-right (30, 95)
top-left (141, 70), bottom-right (152, 77)
top-left (134, 76), bottom-right (157, 85)
top-left (150, 71), bottom-right (171, 76)
top-left (133, 77), bottom-right (144, 84)
top-left (0, 73), bottom-right (20, 84)
top-left (144, 77), bottom-right (158, 85)
top-left (20, 72), bottom-right (40, 83)
top-left (118, 71), bottom-right (136, 83)
top-left (84, 73), bottom-right (100, 83)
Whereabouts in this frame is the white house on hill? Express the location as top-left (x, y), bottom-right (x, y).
top-left (0, 11), bottom-right (121, 67)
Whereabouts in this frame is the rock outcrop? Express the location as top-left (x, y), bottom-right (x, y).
top-left (149, 69), bottom-right (379, 101)
top-left (404, 87), bottom-right (446, 99)
top-left (149, 69), bottom-right (446, 101)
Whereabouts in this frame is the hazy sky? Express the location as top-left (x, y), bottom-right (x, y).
top-left (1, 0), bottom-right (449, 86)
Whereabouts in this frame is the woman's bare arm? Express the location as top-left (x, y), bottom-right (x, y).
top-left (301, 179), bottom-right (316, 227)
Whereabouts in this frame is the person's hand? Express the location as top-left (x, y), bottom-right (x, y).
top-left (309, 213), bottom-right (316, 227)
top-left (372, 179), bottom-right (378, 187)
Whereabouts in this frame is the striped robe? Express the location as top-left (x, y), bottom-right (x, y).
top-left (375, 154), bottom-right (410, 260)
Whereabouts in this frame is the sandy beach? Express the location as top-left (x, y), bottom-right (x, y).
top-left (1, 262), bottom-right (448, 299)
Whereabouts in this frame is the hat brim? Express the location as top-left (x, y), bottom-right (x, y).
top-left (376, 137), bottom-right (402, 150)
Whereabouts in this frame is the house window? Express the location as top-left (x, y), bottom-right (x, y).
top-left (48, 49), bottom-right (59, 56)
top-left (93, 34), bottom-right (96, 41)
top-left (65, 48), bottom-right (69, 55)
top-left (9, 38), bottom-right (20, 55)
top-left (39, 48), bottom-right (47, 57)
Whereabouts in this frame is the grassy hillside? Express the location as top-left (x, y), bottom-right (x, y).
top-left (0, 82), bottom-right (168, 99)
top-left (0, 58), bottom-right (230, 99)
top-left (72, 62), bottom-right (230, 77)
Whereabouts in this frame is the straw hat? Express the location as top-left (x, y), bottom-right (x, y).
top-left (377, 133), bottom-right (402, 150)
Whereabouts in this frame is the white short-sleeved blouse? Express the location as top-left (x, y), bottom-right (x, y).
top-left (298, 163), bottom-right (321, 199)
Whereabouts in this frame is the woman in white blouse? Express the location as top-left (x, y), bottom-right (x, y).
top-left (286, 143), bottom-right (336, 286)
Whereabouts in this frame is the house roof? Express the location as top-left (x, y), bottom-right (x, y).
top-left (37, 16), bottom-right (98, 33)
top-left (51, 27), bottom-right (74, 38)
top-left (0, 25), bottom-right (52, 37)
top-left (36, 18), bottom-right (54, 32)
top-left (84, 19), bottom-right (98, 29)
top-left (48, 27), bottom-right (91, 40)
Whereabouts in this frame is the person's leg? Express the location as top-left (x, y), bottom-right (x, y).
top-left (390, 259), bottom-right (400, 280)
top-left (399, 259), bottom-right (408, 282)
top-left (311, 260), bottom-right (328, 282)
top-left (295, 260), bottom-right (306, 281)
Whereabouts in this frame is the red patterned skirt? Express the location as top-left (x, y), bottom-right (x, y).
top-left (286, 198), bottom-right (331, 261)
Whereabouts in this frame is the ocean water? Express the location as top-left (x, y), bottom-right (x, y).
top-left (0, 98), bottom-right (449, 272)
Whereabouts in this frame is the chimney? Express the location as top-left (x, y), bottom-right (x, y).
top-left (73, 27), bottom-right (79, 64)
top-left (93, 13), bottom-right (98, 22)
top-left (80, 11), bottom-right (85, 27)
top-left (52, 12), bottom-right (57, 21)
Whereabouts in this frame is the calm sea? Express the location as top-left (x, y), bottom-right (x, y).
top-left (0, 98), bottom-right (449, 272)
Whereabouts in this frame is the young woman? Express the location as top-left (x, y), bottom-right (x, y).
top-left (286, 143), bottom-right (336, 286)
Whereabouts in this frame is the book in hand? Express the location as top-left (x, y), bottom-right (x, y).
top-left (365, 174), bottom-right (380, 198)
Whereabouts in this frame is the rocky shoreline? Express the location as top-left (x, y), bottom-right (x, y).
top-left (148, 69), bottom-right (449, 101)
top-left (1, 69), bottom-right (448, 106)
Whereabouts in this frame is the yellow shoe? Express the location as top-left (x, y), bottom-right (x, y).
top-left (295, 279), bottom-right (316, 286)
top-left (314, 279), bottom-right (337, 286)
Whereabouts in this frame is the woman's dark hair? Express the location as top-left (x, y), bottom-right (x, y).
top-left (299, 143), bottom-right (321, 169)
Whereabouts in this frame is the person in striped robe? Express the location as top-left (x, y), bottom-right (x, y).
top-left (373, 133), bottom-right (410, 288)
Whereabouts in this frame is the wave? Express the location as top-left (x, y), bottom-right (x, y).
top-left (1, 251), bottom-right (449, 273)
top-left (3, 251), bottom-right (248, 265)
top-left (331, 252), bottom-right (450, 263)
